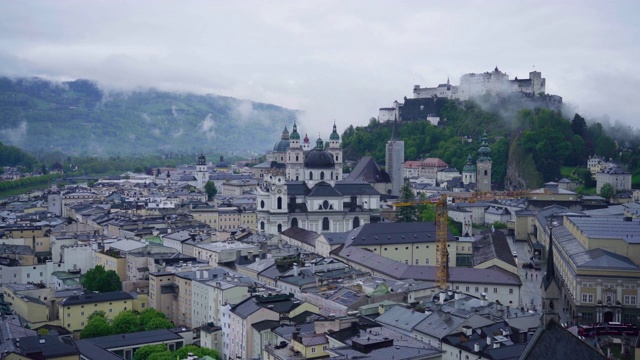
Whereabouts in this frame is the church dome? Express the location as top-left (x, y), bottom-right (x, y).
top-left (273, 139), bottom-right (291, 152)
top-left (463, 154), bottom-right (476, 172)
top-left (273, 126), bottom-right (292, 152)
top-left (304, 137), bottom-right (335, 169)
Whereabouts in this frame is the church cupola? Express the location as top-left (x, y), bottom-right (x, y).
top-left (197, 153), bottom-right (206, 166)
top-left (290, 122), bottom-right (300, 140)
top-left (315, 136), bottom-right (324, 150)
top-left (281, 126), bottom-right (290, 140)
top-left (477, 132), bottom-right (491, 161)
top-left (329, 122), bottom-right (340, 141)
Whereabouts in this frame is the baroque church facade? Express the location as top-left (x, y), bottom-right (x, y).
top-left (256, 123), bottom-right (381, 235)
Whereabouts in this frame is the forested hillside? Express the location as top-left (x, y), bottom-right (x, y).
top-left (342, 99), bottom-right (639, 190)
top-left (0, 77), bottom-right (298, 156)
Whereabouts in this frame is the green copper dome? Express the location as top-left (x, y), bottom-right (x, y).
top-left (463, 154), bottom-right (476, 172)
top-left (290, 123), bottom-right (300, 140)
top-left (329, 123), bottom-right (340, 141)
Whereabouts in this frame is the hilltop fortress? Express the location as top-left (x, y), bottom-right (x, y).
top-left (379, 67), bottom-right (562, 122)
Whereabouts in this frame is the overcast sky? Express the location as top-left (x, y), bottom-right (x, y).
top-left (1, 1), bottom-right (639, 138)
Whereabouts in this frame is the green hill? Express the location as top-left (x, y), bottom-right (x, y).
top-left (342, 99), bottom-right (637, 190)
top-left (0, 77), bottom-right (298, 156)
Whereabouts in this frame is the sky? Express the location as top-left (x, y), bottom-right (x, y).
top-left (1, 0), bottom-right (639, 138)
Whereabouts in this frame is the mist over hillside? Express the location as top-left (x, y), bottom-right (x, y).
top-left (0, 77), bottom-right (298, 156)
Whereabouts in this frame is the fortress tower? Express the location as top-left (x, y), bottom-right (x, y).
top-left (476, 132), bottom-right (492, 192)
top-left (385, 120), bottom-right (405, 196)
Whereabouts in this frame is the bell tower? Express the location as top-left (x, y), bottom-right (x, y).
top-left (327, 122), bottom-right (343, 181)
top-left (476, 132), bottom-right (492, 192)
top-left (195, 153), bottom-right (208, 190)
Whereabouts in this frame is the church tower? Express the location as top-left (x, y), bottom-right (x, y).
top-left (540, 225), bottom-right (561, 325)
top-left (476, 132), bottom-right (492, 192)
top-left (462, 154), bottom-right (476, 186)
top-left (195, 153), bottom-right (208, 190)
top-left (286, 122), bottom-right (304, 181)
top-left (385, 119), bottom-right (405, 196)
top-left (327, 122), bottom-right (343, 181)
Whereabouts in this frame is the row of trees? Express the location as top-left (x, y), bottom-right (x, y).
top-left (80, 308), bottom-right (174, 339)
top-left (0, 173), bottom-right (61, 192)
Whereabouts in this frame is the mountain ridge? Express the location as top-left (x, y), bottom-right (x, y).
top-left (0, 77), bottom-right (298, 156)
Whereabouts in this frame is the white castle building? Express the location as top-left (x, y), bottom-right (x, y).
top-left (379, 67), bottom-right (546, 122)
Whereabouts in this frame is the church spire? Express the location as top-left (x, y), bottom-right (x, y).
top-left (543, 226), bottom-right (556, 290)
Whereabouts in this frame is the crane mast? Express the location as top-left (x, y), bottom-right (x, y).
top-left (435, 194), bottom-right (449, 290)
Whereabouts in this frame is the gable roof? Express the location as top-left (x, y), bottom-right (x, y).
top-left (520, 319), bottom-right (605, 360)
top-left (344, 156), bottom-right (390, 183)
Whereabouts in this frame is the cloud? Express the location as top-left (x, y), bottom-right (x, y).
top-left (0, 121), bottom-right (28, 145)
top-left (199, 114), bottom-right (216, 140)
top-left (0, 1), bottom-right (638, 135)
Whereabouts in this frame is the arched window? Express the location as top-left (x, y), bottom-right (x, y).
top-left (277, 224), bottom-right (282, 233)
top-left (322, 217), bottom-right (330, 231)
top-left (353, 217), bottom-right (360, 229)
top-left (260, 221), bottom-right (265, 231)
top-left (291, 218), bottom-right (298, 228)
top-left (484, 170), bottom-right (488, 176)
top-left (309, 172), bottom-right (313, 180)
top-left (335, 155), bottom-right (339, 161)
top-left (260, 200), bottom-right (265, 209)
top-left (277, 197), bottom-right (282, 210)
top-left (320, 172), bottom-right (325, 180)
top-left (296, 155), bottom-right (299, 161)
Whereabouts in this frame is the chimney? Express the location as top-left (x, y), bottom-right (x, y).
top-left (480, 293), bottom-right (487, 306)
top-left (493, 342), bottom-right (500, 349)
top-left (454, 291), bottom-right (461, 300)
top-left (473, 343), bottom-right (480, 352)
top-left (293, 263), bottom-right (299, 277)
top-left (439, 291), bottom-right (446, 304)
top-left (462, 326), bottom-right (473, 336)
top-left (486, 336), bottom-right (492, 346)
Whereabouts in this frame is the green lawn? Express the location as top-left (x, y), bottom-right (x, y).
top-left (560, 166), bottom-right (576, 178)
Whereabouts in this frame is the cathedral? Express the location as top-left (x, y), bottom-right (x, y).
top-left (256, 123), bottom-right (382, 235)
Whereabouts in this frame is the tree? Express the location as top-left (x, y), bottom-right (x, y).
top-left (144, 317), bottom-right (174, 331)
top-left (80, 314), bottom-right (112, 339)
top-left (396, 182), bottom-right (418, 222)
top-left (599, 183), bottom-right (616, 201)
top-left (204, 181), bottom-right (217, 200)
top-left (133, 344), bottom-right (168, 360)
top-left (173, 345), bottom-right (220, 360)
top-left (88, 310), bottom-right (107, 321)
top-left (82, 265), bottom-right (122, 293)
top-left (112, 310), bottom-right (139, 334)
top-left (138, 308), bottom-right (169, 330)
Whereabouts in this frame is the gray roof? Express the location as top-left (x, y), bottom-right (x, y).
top-left (308, 181), bottom-right (342, 198)
top-left (13, 335), bottom-right (79, 359)
top-left (520, 319), bottom-right (605, 360)
top-left (566, 216), bottom-right (640, 243)
top-left (80, 329), bottom-right (182, 350)
top-left (330, 345), bottom-right (442, 360)
top-left (473, 231), bottom-right (517, 268)
top-left (231, 294), bottom-right (302, 319)
top-left (344, 222), bottom-right (455, 247)
top-left (344, 156), bottom-right (390, 183)
top-left (413, 310), bottom-right (467, 339)
top-left (374, 306), bottom-right (430, 332)
top-left (59, 291), bottom-right (134, 306)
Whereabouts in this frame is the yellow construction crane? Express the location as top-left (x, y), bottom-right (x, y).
top-left (435, 194), bottom-right (449, 290)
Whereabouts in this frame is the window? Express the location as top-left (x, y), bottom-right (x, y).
top-left (277, 197), bottom-right (282, 210)
top-left (311, 347), bottom-right (317, 353)
top-left (484, 287), bottom-right (488, 293)
top-left (509, 289), bottom-right (514, 294)
top-left (624, 295), bottom-right (636, 305)
top-left (582, 293), bottom-right (594, 303)
top-left (309, 172), bottom-right (313, 180)
top-left (466, 286), bottom-right (470, 292)
top-left (404, 260), bottom-right (409, 264)
top-left (494, 288), bottom-right (498, 293)
top-left (425, 258), bottom-right (429, 264)
top-left (320, 171), bottom-right (325, 180)
top-left (475, 287), bottom-right (479, 292)
top-left (322, 217), bottom-right (330, 231)
top-left (323, 345), bottom-right (328, 351)
top-left (415, 259), bottom-right (419, 265)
